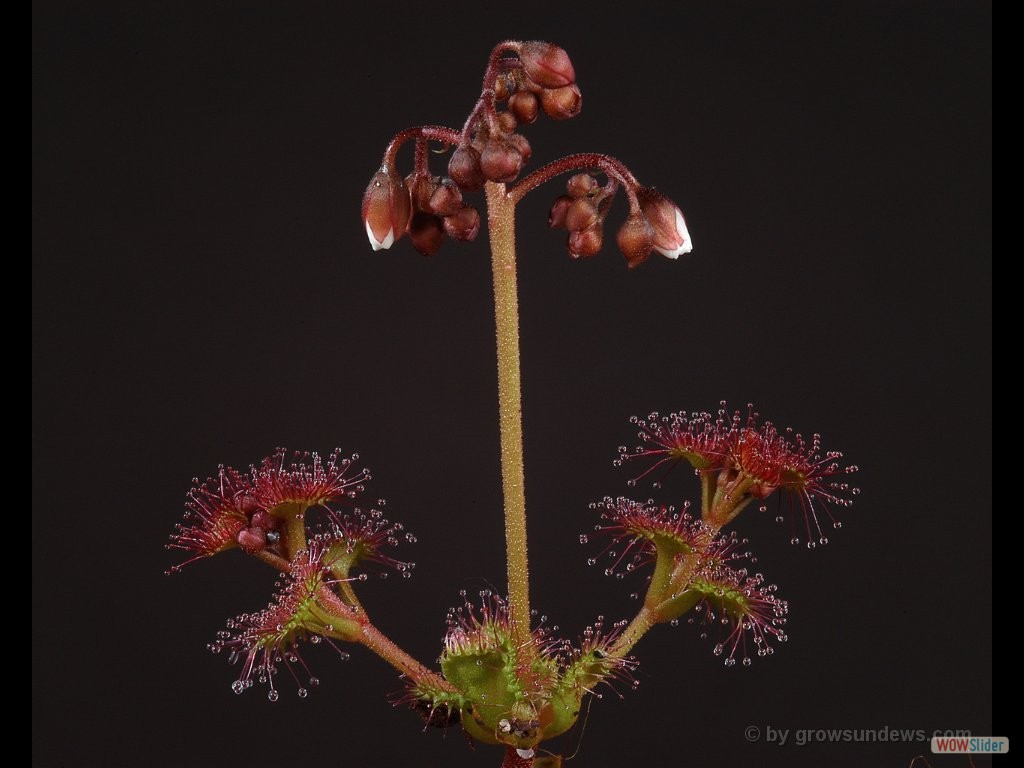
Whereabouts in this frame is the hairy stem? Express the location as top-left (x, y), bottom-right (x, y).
top-left (485, 181), bottom-right (535, 669)
top-left (609, 604), bottom-right (658, 657)
top-left (359, 621), bottom-right (459, 693)
top-left (508, 152), bottom-right (640, 205)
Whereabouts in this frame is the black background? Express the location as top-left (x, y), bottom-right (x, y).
top-left (33, 2), bottom-right (992, 766)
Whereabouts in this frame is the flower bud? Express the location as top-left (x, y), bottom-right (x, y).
top-left (508, 92), bottom-right (539, 124)
top-left (449, 145), bottom-right (485, 191)
top-left (362, 167), bottom-right (412, 251)
top-left (480, 138), bottom-right (526, 183)
top-left (406, 172), bottom-right (438, 212)
top-left (568, 226), bottom-right (603, 258)
top-left (497, 111), bottom-right (518, 133)
top-left (428, 178), bottom-right (463, 216)
top-left (443, 205), bottom-right (481, 241)
top-left (507, 133), bottom-right (531, 163)
top-left (520, 41), bottom-right (576, 88)
top-left (638, 188), bottom-right (692, 258)
top-left (567, 173), bottom-right (598, 198)
top-left (540, 84), bottom-right (582, 120)
top-left (617, 213), bottom-right (655, 269)
top-left (548, 195), bottom-right (573, 228)
top-left (565, 198), bottom-right (599, 232)
top-left (494, 74), bottom-right (512, 102)
top-left (409, 211), bottom-right (445, 257)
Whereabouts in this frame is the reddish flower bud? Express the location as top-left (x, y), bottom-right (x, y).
top-left (617, 213), bottom-right (655, 269)
top-left (494, 74), bottom-right (512, 102)
top-left (568, 225), bottom-right (603, 258)
top-left (497, 111), bottom-right (517, 133)
top-left (540, 84), bottom-right (582, 120)
top-left (362, 167), bottom-right (412, 251)
top-left (565, 198), bottom-right (599, 232)
top-left (548, 195), bottom-right (573, 228)
top-left (638, 188), bottom-right (693, 258)
top-left (508, 91), bottom-right (539, 124)
top-left (449, 145), bottom-right (485, 191)
top-left (444, 205), bottom-right (481, 241)
top-left (567, 173), bottom-right (598, 198)
top-left (406, 172), bottom-right (439, 212)
top-left (520, 41), bottom-right (576, 88)
top-left (480, 138), bottom-right (526, 183)
top-left (409, 211), bottom-right (445, 256)
top-left (428, 178), bottom-right (463, 216)
top-left (506, 132), bottom-right (531, 163)
top-left (236, 526), bottom-right (267, 554)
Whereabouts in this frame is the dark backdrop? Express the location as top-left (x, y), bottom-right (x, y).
top-left (33, 2), bottom-right (992, 766)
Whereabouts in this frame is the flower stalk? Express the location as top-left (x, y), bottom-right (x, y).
top-left (485, 181), bottom-right (534, 671)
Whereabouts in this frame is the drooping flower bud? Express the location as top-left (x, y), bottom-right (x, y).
top-left (540, 85), bottom-right (582, 120)
top-left (497, 111), bottom-right (518, 133)
top-left (616, 213), bottom-right (655, 269)
top-left (519, 41), bottom-right (576, 88)
top-left (508, 92), bottom-right (539, 124)
top-left (409, 211), bottom-right (445, 256)
top-left (568, 226), bottom-right (602, 258)
top-left (548, 195), bottom-right (573, 228)
top-left (449, 145), bottom-right (485, 191)
top-left (362, 166), bottom-right (412, 251)
top-left (428, 178), bottom-right (463, 216)
top-left (444, 205), bottom-right (481, 241)
top-left (494, 74), bottom-right (512, 102)
top-left (637, 188), bottom-right (692, 258)
top-left (406, 172), bottom-right (439, 212)
top-left (565, 198), bottom-right (599, 232)
top-left (480, 137), bottom-right (527, 183)
top-left (506, 133), bottom-right (532, 163)
top-left (567, 173), bottom-right (598, 198)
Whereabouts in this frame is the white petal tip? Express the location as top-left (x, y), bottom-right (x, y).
top-left (654, 242), bottom-right (691, 259)
top-left (365, 221), bottom-right (395, 251)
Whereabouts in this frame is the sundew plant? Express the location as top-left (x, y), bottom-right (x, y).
top-left (166, 41), bottom-right (859, 768)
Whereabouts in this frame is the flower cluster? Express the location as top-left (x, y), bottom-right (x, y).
top-left (360, 39), bottom-right (690, 268)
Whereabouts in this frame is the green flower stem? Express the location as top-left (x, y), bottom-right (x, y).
top-left (359, 621), bottom-right (459, 693)
top-left (700, 471), bottom-right (715, 518)
top-left (485, 181), bottom-right (535, 671)
top-left (708, 476), bottom-right (755, 527)
top-left (314, 584), bottom-right (456, 693)
top-left (609, 604), bottom-right (658, 657)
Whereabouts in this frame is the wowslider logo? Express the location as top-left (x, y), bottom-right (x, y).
top-left (932, 736), bottom-right (1008, 754)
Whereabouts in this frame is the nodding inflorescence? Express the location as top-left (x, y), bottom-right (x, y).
top-left (360, 40), bottom-right (691, 267)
